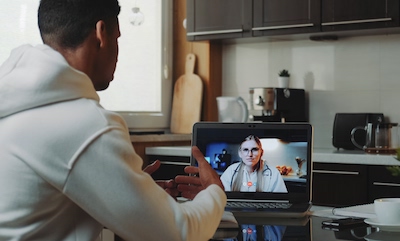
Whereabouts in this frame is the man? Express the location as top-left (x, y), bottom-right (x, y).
top-left (0, 0), bottom-right (226, 240)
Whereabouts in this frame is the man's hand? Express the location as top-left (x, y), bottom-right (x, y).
top-left (175, 146), bottom-right (224, 200)
top-left (144, 160), bottom-right (179, 199)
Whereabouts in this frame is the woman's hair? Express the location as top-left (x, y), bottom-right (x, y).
top-left (232, 135), bottom-right (265, 192)
top-left (38, 0), bottom-right (121, 49)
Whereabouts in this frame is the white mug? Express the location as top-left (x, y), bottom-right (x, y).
top-left (374, 198), bottom-right (400, 224)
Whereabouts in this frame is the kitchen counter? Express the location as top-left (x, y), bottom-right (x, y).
top-left (145, 146), bottom-right (400, 166)
top-left (130, 133), bottom-right (191, 143)
top-left (145, 145), bottom-right (192, 157)
top-left (130, 134), bottom-right (191, 167)
top-left (313, 148), bottom-right (400, 166)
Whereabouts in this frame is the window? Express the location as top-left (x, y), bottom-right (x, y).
top-left (0, 0), bottom-right (173, 132)
top-left (98, 0), bottom-right (173, 132)
top-left (0, 1), bottom-right (42, 63)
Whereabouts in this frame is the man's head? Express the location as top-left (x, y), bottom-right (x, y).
top-left (38, 0), bottom-right (121, 91)
top-left (38, 0), bottom-right (121, 50)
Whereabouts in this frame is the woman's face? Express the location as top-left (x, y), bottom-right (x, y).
top-left (239, 139), bottom-right (263, 167)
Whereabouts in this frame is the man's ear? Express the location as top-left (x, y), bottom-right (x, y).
top-left (95, 20), bottom-right (107, 48)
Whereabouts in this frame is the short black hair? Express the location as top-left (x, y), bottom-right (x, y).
top-left (38, 0), bottom-right (121, 49)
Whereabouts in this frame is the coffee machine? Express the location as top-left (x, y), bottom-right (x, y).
top-left (249, 87), bottom-right (307, 122)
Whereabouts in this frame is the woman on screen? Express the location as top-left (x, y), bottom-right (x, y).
top-left (220, 135), bottom-right (287, 192)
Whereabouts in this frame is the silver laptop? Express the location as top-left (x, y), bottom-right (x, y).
top-left (191, 122), bottom-right (313, 218)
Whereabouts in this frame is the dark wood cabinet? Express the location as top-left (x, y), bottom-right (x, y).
top-left (368, 165), bottom-right (400, 202)
top-left (321, 0), bottom-right (400, 32)
top-left (252, 0), bottom-right (321, 37)
top-left (186, 0), bottom-right (252, 41)
top-left (146, 154), bottom-right (190, 180)
top-left (186, 0), bottom-right (400, 41)
top-left (312, 162), bottom-right (400, 207)
top-left (130, 134), bottom-right (191, 168)
top-left (312, 163), bottom-right (368, 207)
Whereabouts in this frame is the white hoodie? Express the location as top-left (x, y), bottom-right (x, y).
top-left (0, 44), bottom-right (226, 241)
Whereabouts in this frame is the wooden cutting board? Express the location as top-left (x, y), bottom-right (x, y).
top-left (170, 53), bottom-right (203, 134)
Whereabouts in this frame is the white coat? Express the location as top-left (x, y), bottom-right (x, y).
top-left (220, 161), bottom-right (287, 192)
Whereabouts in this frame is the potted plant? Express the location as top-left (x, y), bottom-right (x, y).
top-left (278, 69), bottom-right (290, 88)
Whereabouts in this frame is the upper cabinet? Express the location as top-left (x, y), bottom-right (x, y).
top-left (321, 0), bottom-right (400, 32)
top-left (252, 0), bottom-right (320, 37)
top-left (186, 0), bottom-right (252, 41)
top-left (186, 0), bottom-right (400, 41)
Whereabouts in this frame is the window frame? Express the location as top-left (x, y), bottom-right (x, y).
top-left (113, 0), bottom-right (173, 132)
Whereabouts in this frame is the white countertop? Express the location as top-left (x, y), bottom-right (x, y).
top-left (145, 146), bottom-right (400, 166)
top-left (145, 146), bottom-right (192, 157)
top-left (313, 148), bottom-right (400, 166)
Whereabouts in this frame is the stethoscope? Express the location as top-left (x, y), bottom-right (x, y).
top-left (230, 161), bottom-right (272, 190)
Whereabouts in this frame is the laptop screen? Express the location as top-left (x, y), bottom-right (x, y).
top-left (191, 122), bottom-right (313, 202)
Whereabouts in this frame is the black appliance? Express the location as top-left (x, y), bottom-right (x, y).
top-left (249, 87), bottom-right (307, 122)
top-left (332, 113), bottom-right (384, 150)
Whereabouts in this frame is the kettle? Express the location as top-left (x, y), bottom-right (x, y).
top-left (216, 96), bottom-right (248, 122)
top-left (351, 121), bottom-right (399, 154)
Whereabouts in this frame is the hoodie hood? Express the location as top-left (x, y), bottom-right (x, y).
top-left (0, 44), bottom-right (99, 118)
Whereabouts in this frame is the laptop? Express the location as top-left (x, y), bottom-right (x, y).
top-left (191, 122), bottom-right (313, 218)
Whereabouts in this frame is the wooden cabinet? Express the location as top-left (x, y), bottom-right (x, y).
top-left (186, 0), bottom-right (252, 41)
top-left (187, 0), bottom-right (400, 41)
top-left (368, 165), bottom-right (400, 202)
top-left (130, 134), bottom-right (191, 168)
top-left (313, 162), bottom-right (400, 207)
top-left (146, 154), bottom-right (190, 180)
top-left (321, 0), bottom-right (400, 32)
top-left (252, 0), bottom-right (320, 37)
top-left (312, 163), bottom-right (368, 207)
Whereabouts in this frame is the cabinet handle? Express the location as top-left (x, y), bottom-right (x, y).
top-left (312, 170), bottom-right (359, 175)
top-left (187, 29), bottom-right (243, 36)
top-left (322, 18), bottom-right (392, 26)
top-left (159, 161), bottom-right (190, 166)
top-left (373, 182), bottom-right (400, 187)
top-left (252, 23), bottom-right (314, 31)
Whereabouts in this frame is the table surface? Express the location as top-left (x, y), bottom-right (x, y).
top-left (211, 206), bottom-right (400, 241)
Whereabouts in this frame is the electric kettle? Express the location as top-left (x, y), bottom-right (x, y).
top-left (216, 96), bottom-right (248, 122)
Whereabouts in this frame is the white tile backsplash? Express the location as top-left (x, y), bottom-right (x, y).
top-left (222, 34), bottom-right (400, 149)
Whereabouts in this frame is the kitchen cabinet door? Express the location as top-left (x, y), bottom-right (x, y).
top-left (252, 0), bottom-right (320, 37)
top-left (312, 163), bottom-right (368, 207)
top-left (146, 155), bottom-right (190, 180)
top-left (321, 0), bottom-right (400, 32)
top-left (368, 165), bottom-right (400, 202)
top-left (186, 0), bottom-right (252, 41)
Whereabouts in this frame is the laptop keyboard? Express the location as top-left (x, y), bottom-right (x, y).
top-left (226, 201), bottom-right (292, 209)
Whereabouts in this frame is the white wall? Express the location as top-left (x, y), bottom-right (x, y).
top-left (222, 33), bottom-right (400, 149)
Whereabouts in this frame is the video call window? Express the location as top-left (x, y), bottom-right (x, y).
top-left (196, 129), bottom-right (309, 194)
top-left (204, 139), bottom-right (307, 177)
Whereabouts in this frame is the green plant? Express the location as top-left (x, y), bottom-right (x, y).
top-left (386, 166), bottom-right (400, 176)
top-left (387, 147), bottom-right (400, 176)
top-left (278, 69), bottom-right (290, 77)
